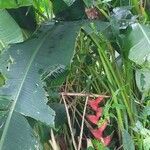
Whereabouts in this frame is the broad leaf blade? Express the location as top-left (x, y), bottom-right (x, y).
top-left (0, 0), bottom-right (33, 9)
top-left (128, 23), bottom-right (150, 92)
top-left (0, 21), bottom-right (82, 149)
top-left (0, 20), bottom-right (110, 149)
top-left (0, 21), bottom-right (81, 123)
top-left (0, 10), bottom-right (24, 45)
top-left (8, 6), bottom-right (37, 31)
top-left (52, 0), bottom-right (86, 21)
top-left (0, 112), bottom-right (41, 150)
top-left (128, 23), bottom-right (150, 66)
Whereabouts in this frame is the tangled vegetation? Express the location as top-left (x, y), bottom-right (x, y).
top-left (0, 0), bottom-right (150, 150)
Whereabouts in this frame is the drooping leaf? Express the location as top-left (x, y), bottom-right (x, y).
top-left (0, 21), bottom-right (83, 149)
top-left (128, 23), bottom-right (150, 66)
top-left (0, 20), bottom-right (110, 149)
top-left (49, 103), bottom-right (67, 128)
top-left (0, 112), bottom-right (42, 150)
top-left (8, 6), bottom-right (37, 31)
top-left (0, 9), bottom-right (24, 45)
top-left (122, 130), bottom-right (135, 150)
top-left (51, 0), bottom-right (86, 21)
top-left (0, 0), bottom-right (33, 9)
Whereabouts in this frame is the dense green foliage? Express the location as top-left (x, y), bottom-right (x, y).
top-left (0, 0), bottom-right (150, 150)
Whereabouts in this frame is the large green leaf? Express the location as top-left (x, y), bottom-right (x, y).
top-left (0, 21), bottom-right (82, 149)
top-left (8, 6), bottom-right (37, 31)
top-left (128, 23), bottom-right (150, 66)
top-left (0, 0), bottom-right (33, 9)
top-left (51, 0), bottom-right (86, 21)
top-left (128, 23), bottom-right (150, 92)
top-left (0, 9), bottom-right (24, 46)
top-left (0, 112), bottom-right (42, 150)
top-left (0, 20), bottom-right (110, 149)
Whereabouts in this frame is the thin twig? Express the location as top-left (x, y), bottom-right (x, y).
top-left (77, 96), bottom-right (89, 150)
top-left (61, 92), bottom-right (110, 98)
top-left (74, 106), bottom-right (92, 129)
top-left (61, 94), bottom-right (77, 150)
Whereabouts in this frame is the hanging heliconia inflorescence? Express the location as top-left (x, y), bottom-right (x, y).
top-left (87, 96), bottom-right (112, 146)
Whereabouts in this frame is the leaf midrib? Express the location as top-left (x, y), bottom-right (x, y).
top-left (0, 27), bottom-right (52, 148)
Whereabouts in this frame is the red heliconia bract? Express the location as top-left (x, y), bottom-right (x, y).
top-left (90, 121), bottom-right (107, 140)
top-left (86, 108), bottom-right (102, 124)
top-left (90, 128), bottom-right (103, 140)
top-left (87, 115), bottom-right (99, 124)
top-left (97, 121), bottom-right (108, 132)
top-left (87, 96), bottom-right (112, 147)
top-left (96, 108), bottom-right (102, 117)
top-left (103, 135), bottom-right (112, 146)
top-left (88, 97), bottom-right (104, 111)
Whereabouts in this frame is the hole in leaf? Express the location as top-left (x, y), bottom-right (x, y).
top-left (0, 72), bottom-right (5, 87)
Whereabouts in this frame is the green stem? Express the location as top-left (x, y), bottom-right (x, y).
top-left (90, 34), bottom-right (134, 126)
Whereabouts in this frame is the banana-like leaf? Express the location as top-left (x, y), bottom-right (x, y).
top-left (0, 9), bottom-right (24, 46)
top-left (0, 0), bottom-right (33, 9)
top-left (0, 21), bottom-right (82, 149)
top-left (0, 20), bottom-right (110, 149)
top-left (128, 23), bottom-right (150, 92)
top-left (128, 23), bottom-right (150, 66)
top-left (0, 112), bottom-right (42, 150)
